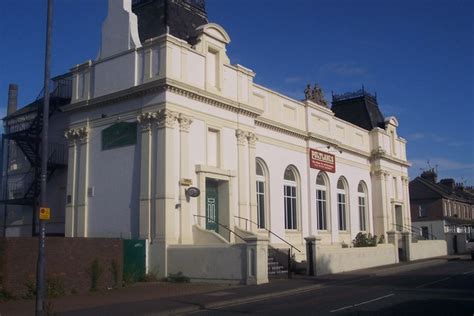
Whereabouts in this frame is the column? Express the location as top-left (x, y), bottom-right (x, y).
top-left (137, 112), bottom-right (157, 240)
top-left (64, 129), bottom-right (78, 237)
top-left (178, 114), bottom-right (193, 244)
top-left (75, 127), bottom-right (89, 237)
top-left (150, 109), bottom-right (178, 278)
top-left (236, 129), bottom-right (248, 229)
top-left (247, 132), bottom-right (258, 233)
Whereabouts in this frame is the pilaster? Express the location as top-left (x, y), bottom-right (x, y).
top-left (401, 176), bottom-right (411, 228)
top-left (178, 114), bottom-right (193, 244)
top-left (64, 127), bottom-right (89, 237)
top-left (137, 112), bottom-right (157, 240)
top-left (64, 129), bottom-right (78, 237)
top-left (247, 132), bottom-right (258, 233)
top-left (236, 129), bottom-right (249, 229)
top-left (152, 109), bottom-right (178, 278)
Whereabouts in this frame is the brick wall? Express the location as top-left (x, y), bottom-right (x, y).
top-left (0, 237), bottom-right (123, 297)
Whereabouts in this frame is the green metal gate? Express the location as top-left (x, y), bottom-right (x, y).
top-left (206, 179), bottom-right (219, 232)
top-left (123, 239), bottom-right (146, 283)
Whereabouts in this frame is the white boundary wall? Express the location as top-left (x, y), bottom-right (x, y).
top-left (410, 240), bottom-right (447, 261)
top-left (316, 244), bottom-right (396, 276)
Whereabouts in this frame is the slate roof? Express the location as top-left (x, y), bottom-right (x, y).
top-left (331, 89), bottom-right (385, 131)
top-left (132, 0), bottom-right (208, 44)
top-left (410, 176), bottom-right (474, 205)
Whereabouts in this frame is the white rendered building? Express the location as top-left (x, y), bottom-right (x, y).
top-left (2, 0), bottom-right (416, 282)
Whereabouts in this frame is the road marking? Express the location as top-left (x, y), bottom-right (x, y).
top-left (330, 293), bottom-right (395, 313)
top-left (415, 277), bottom-right (451, 289)
top-left (462, 270), bottom-right (474, 275)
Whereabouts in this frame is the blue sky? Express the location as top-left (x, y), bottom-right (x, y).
top-left (0, 0), bottom-right (473, 184)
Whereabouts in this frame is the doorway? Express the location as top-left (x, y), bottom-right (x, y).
top-left (395, 205), bottom-right (403, 231)
top-left (206, 179), bottom-right (219, 233)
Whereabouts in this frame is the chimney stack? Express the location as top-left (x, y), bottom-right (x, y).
top-left (7, 84), bottom-right (18, 115)
top-left (420, 169), bottom-right (437, 183)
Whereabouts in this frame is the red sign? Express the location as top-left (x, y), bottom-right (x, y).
top-left (310, 149), bottom-right (336, 173)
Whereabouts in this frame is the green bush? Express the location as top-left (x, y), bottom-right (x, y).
top-left (353, 232), bottom-right (378, 247)
top-left (166, 272), bottom-right (190, 283)
top-left (378, 234), bottom-right (385, 244)
top-left (109, 260), bottom-right (119, 288)
top-left (22, 278), bottom-right (65, 300)
top-left (88, 259), bottom-right (103, 292)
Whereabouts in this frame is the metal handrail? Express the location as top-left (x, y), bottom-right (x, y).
top-left (391, 223), bottom-right (438, 240)
top-left (193, 215), bottom-right (246, 242)
top-left (234, 216), bottom-right (301, 253)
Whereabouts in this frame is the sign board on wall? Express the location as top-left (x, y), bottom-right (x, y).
top-left (309, 149), bottom-right (336, 173)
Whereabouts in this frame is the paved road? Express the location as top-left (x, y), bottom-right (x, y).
top-left (191, 258), bottom-right (474, 316)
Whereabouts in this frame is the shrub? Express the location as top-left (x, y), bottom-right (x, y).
top-left (22, 278), bottom-right (65, 300)
top-left (109, 260), bottom-right (119, 289)
top-left (88, 259), bottom-right (103, 292)
top-left (378, 234), bottom-right (385, 244)
top-left (166, 272), bottom-right (190, 283)
top-left (353, 232), bottom-right (378, 247)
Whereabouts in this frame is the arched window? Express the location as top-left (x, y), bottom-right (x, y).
top-left (256, 159), bottom-right (267, 229)
top-left (337, 177), bottom-right (348, 231)
top-left (316, 172), bottom-right (329, 231)
top-left (358, 181), bottom-right (368, 231)
top-left (284, 166), bottom-right (298, 230)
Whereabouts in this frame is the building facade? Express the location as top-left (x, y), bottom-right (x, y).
top-left (2, 0), bottom-right (414, 280)
top-left (410, 170), bottom-right (474, 254)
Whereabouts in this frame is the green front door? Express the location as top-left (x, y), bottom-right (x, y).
top-left (206, 179), bottom-right (219, 232)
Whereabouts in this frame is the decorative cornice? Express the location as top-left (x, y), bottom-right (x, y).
top-left (178, 113), bottom-right (193, 131)
top-left (255, 118), bottom-right (307, 140)
top-left (137, 112), bottom-right (158, 132)
top-left (157, 109), bottom-right (178, 129)
top-left (235, 129), bottom-right (247, 145)
top-left (164, 82), bottom-right (261, 119)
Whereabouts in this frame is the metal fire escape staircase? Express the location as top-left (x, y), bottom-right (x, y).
top-left (2, 77), bottom-right (71, 206)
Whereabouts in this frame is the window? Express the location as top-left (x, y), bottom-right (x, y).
top-left (256, 160), bottom-right (266, 229)
top-left (316, 172), bottom-right (328, 231)
top-left (337, 178), bottom-right (348, 231)
top-left (284, 166), bottom-right (298, 230)
top-left (358, 181), bottom-right (368, 231)
top-left (418, 205), bottom-right (427, 218)
top-left (421, 226), bottom-right (429, 239)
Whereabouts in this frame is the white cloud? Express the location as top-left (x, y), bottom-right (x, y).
top-left (407, 132), bottom-right (425, 141)
top-left (320, 62), bottom-right (367, 77)
top-left (410, 157), bottom-right (474, 172)
top-left (284, 76), bottom-right (303, 84)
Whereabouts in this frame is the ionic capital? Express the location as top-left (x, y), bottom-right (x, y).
top-left (157, 109), bottom-right (178, 129)
top-left (137, 112), bottom-right (158, 132)
top-left (246, 132), bottom-right (258, 147)
top-left (178, 114), bottom-right (193, 131)
top-left (236, 129), bottom-right (247, 145)
top-left (64, 127), bottom-right (89, 145)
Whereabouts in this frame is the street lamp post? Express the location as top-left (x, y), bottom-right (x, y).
top-left (36, 0), bottom-right (53, 314)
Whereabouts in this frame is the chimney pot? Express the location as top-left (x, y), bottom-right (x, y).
top-left (7, 84), bottom-right (18, 115)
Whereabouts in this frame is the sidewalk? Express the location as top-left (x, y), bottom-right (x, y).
top-left (0, 255), bottom-right (465, 316)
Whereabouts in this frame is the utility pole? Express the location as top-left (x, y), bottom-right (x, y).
top-left (36, 0), bottom-right (53, 314)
